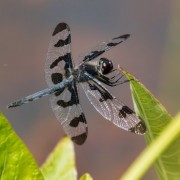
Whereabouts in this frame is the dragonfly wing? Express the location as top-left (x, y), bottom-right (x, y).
top-left (50, 81), bottom-right (88, 145)
top-left (45, 22), bottom-right (73, 87)
top-left (45, 22), bottom-right (88, 145)
top-left (81, 74), bottom-right (146, 134)
top-left (78, 34), bottom-right (130, 63)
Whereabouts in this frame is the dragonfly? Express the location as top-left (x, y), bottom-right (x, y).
top-left (8, 22), bottom-right (146, 145)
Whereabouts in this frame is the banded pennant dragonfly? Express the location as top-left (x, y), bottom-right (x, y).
top-left (8, 22), bottom-right (146, 145)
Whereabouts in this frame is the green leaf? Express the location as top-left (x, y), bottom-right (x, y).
top-left (41, 136), bottom-right (77, 180)
top-left (121, 112), bottom-right (180, 180)
top-left (79, 173), bottom-right (93, 180)
top-left (120, 68), bottom-right (180, 179)
top-left (0, 112), bottom-right (44, 179)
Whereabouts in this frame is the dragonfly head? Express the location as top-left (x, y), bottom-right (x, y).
top-left (98, 57), bottom-right (113, 75)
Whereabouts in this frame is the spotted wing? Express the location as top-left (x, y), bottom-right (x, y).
top-left (80, 73), bottom-right (146, 134)
top-left (50, 81), bottom-right (88, 145)
top-left (78, 34), bottom-right (130, 63)
top-left (45, 22), bottom-right (73, 87)
top-left (45, 22), bottom-right (88, 145)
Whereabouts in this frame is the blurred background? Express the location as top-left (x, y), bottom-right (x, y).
top-left (0, 1), bottom-right (179, 179)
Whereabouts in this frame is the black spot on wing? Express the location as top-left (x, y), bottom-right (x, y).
top-left (50, 53), bottom-right (72, 69)
top-left (69, 114), bottom-right (86, 127)
top-left (107, 42), bottom-right (120, 47)
top-left (113, 34), bottom-right (130, 40)
top-left (129, 121), bottom-right (146, 135)
top-left (83, 50), bottom-right (105, 62)
top-left (71, 132), bottom-right (88, 145)
top-left (99, 92), bottom-right (113, 102)
top-left (57, 83), bottom-right (79, 108)
top-left (69, 111), bottom-right (87, 145)
top-left (88, 83), bottom-right (113, 102)
top-left (54, 34), bottom-right (71, 47)
top-left (119, 106), bottom-right (134, 118)
top-left (51, 73), bottom-right (63, 84)
top-left (89, 83), bottom-right (98, 90)
top-left (119, 109), bottom-right (127, 118)
top-left (122, 106), bottom-right (134, 114)
top-left (107, 34), bottom-right (130, 47)
top-left (120, 34), bottom-right (130, 40)
top-left (57, 87), bottom-right (76, 107)
top-left (52, 22), bottom-right (69, 36)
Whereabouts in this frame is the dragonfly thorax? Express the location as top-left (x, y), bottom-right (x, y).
top-left (71, 67), bottom-right (88, 83)
top-left (74, 58), bottom-right (114, 83)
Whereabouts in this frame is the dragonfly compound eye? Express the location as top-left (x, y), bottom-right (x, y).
top-left (99, 57), bottom-right (113, 75)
